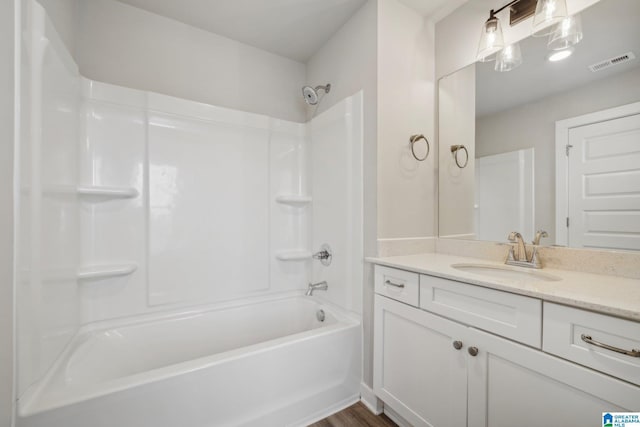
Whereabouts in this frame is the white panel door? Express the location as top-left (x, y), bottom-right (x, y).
top-left (467, 328), bottom-right (640, 427)
top-left (374, 295), bottom-right (467, 427)
top-left (476, 149), bottom-right (534, 242)
top-left (568, 114), bottom-right (640, 250)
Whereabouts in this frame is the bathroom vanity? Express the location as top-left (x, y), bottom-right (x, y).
top-left (370, 253), bottom-right (640, 427)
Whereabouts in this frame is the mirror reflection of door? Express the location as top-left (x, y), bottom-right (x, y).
top-left (475, 149), bottom-right (534, 242)
top-left (564, 111), bottom-right (640, 251)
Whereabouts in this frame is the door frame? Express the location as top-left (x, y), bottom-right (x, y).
top-left (554, 101), bottom-right (640, 246)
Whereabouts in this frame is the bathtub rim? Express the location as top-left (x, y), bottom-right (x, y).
top-left (18, 291), bottom-right (360, 417)
top-left (85, 290), bottom-right (359, 334)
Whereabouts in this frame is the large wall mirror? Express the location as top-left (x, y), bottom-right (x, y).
top-left (438, 0), bottom-right (640, 251)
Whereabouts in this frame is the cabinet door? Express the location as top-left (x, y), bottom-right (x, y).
top-left (467, 328), bottom-right (640, 427)
top-left (374, 295), bottom-right (468, 427)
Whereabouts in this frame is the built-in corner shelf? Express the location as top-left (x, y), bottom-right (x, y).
top-left (77, 186), bottom-right (139, 200)
top-left (77, 264), bottom-right (137, 281)
top-left (275, 250), bottom-right (313, 261)
top-left (275, 195), bottom-right (312, 206)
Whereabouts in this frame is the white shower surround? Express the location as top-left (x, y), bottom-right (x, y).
top-left (77, 75), bottom-right (363, 322)
top-left (18, 3), bottom-right (364, 425)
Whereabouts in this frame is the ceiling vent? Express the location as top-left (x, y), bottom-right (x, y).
top-left (588, 52), bottom-right (636, 72)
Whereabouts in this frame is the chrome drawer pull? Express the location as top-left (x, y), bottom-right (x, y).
top-left (384, 280), bottom-right (405, 289)
top-left (581, 334), bottom-right (640, 357)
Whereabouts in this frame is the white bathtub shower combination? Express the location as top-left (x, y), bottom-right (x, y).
top-left (17, 3), bottom-right (364, 426)
top-left (19, 296), bottom-right (361, 427)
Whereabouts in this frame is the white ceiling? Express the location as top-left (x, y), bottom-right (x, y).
top-left (115, 0), bottom-right (459, 63)
top-left (476, 0), bottom-right (640, 117)
top-left (397, 0), bottom-right (468, 21)
top-left (115, 0), bottom-right (368, 62)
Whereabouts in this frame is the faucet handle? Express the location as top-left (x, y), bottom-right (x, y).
top-left (508, 231), bottom-right (521, 242)
top-left (532, 230), bottom-right (549, 245)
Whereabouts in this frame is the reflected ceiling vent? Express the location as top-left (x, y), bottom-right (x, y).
top-left (588, 51), bottom-right (636, 72)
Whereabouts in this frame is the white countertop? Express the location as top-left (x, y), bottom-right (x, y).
top-left (367, 253), bottom-right (640, 321)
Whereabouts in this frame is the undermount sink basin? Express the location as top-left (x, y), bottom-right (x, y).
top-left (451, 263), bottom-right (562, 282)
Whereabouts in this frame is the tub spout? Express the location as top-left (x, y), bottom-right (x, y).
top-left (305, 281), bottom-right (328, 296)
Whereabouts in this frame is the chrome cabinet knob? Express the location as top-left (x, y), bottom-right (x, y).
top-left (468, 346), bottom-right (479, 357)
top-left (453, 340), bottom-right (463, 350)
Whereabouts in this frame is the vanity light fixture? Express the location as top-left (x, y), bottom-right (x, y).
top-left (532, 0), bottom-right (568, 36)
top-left (476, 0), bottom-right (580, 72)
top-left (476, 10), bottom-right (505, 62)
top-left (547, 47), bottom-right (574, 62)
top-left (548, 14), bottom-right (583, 50)
top-left (476, 0), bottom-right (537, 62)
top-left (495, 42), bottom-right (523, 72)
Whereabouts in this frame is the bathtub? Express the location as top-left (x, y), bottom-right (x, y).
top-left (17, 295), bottom-right (362, 427)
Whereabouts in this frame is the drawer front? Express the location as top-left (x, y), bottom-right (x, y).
top-left (419, 274), bottom-right (542, 347)
top-left (374, 266), bottom-right (419, 306)
top-left (543, 302), bottom-right (640, 386)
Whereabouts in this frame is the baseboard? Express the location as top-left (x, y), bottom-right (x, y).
top-left (383, 406), bottom-right (413, 427)
top-left (359, 382), bottom-right (383, 415)
top-left (292, 394), bottom-right (360, 427)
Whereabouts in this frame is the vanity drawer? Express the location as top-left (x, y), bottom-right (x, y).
top-left (543, 302), bottom-right (640, 386)
top-left (374, 266), bottom-right (419, 306)
top-left (419, 274), bottom-right (542, 347)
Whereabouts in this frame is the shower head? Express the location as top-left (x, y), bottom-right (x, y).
top-left (302, 84), bottom-right (331, 105)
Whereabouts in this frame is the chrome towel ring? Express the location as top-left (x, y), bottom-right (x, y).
top-left (410, 134), bottom-right (430, 161)
top-left (450, 144), bottom-right (469, 168)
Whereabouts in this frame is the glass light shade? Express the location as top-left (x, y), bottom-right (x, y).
top-left (548, 14), bottom-right (583, 50)
top-left (495, 43), bottom-right (523, 72)
top-left (532, 0), bottom-right (568, 36)
top-left (477, 15), bottom-right (504, 62)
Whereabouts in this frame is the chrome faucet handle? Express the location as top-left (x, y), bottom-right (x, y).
top-left (508, 231), bottom-right (522, 242)
top-left (532, 230), bottom-right (549, 246)
top-left (312, 244), bottom-right (332, 266)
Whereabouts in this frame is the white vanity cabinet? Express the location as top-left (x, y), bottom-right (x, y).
top-left (373, 265), bottom-right (640, 427)
top-left (466, 327), bottom-right (638, 427)
top-left (374, 294), bottom-right (468, 427)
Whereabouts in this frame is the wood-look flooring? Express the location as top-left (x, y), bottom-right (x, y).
top-left (308, 402), bottom-right (398, 427)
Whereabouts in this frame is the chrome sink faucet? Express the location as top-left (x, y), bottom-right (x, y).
top-left (305, 281), bottom-right (328, 296)
top-left (508, 232), bottom-right (528, 262)
top-left (506, 231), bottom-right (543, 269)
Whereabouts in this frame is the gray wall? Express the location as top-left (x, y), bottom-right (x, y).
top-left (438, 63), bottom-right (476, 238)
top-left (0, 0), bottom-right (15, 425)
top-left (476, 67), bottom-right (640, 243)
top-left (37, 0), bottom-right (308, 123)
top-left (76, 0), bottom-right (307, 123)
top-left (37, 0), bottom-right (77, 58)
top-left (377, 0), bottom-right (436, 241)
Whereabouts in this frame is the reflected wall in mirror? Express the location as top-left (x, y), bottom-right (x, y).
top-left (438, 0), bottom-right (640, 251)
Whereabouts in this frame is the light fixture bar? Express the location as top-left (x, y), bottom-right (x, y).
top-left (509, 0), bottom-right (537, 25)
top-left (484, 0), bottom-right (537, 27)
